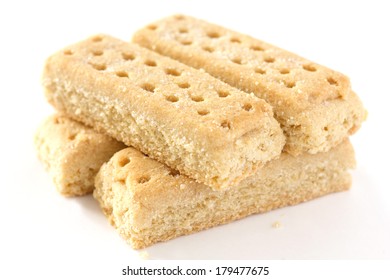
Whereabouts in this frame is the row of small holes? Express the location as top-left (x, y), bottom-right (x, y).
top-left (230, 56), bottom-right (274, 65)
top-left (76, 43), bottom-right (252, 126)
top-left (190, 28), bottom-right (338, 88)
top-left (118, 156), bottom-right (154, 184)
top-left (171, 24), bottom-right (342, 89)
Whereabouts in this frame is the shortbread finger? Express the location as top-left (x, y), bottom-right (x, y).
top-left (42, 35), bottom-right (285, 190)
top-left (94, 139), bottom-right (355, 249)
top-left (34, 114), bottom-right (125, 196)
top-left (133, 15), bottom-right (366, 155)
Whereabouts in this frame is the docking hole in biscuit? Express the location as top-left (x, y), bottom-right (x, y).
top-left (202, 46), bottom-right (214, 53)
top-left (343, 118), bottom-right (349, 128)
top-left (302, 64), bottom-right (317, 72)
top-left (206, 31), bottom-right (220, 39)
top-left (177, 82), bottom-right (190, 89)
top-left (141, 83), bottom-right (155, 93)
top-left (91, 36), bottom-right (103, 42)
top-left (250, 45), bottom-right (264, 52)
top-left (63, 49), bottom-right (73, 55)
top-left (116, 71), bottom-right (128, 78)
top-left (166, 95), bottom-right (179, 102)
top-left (231, 57), bottom-right (242, 65)
top-left (179, 27), bottom-right (188, 34)
top-left (230, 37), bottom-right (241, 43)
top-left (137, 175), bottom-right (151, 184)
top-left (165, 68), bottom-right (181, 76)
top-left (122, 52), bottom-right (135, 61)
top-left (144, 59), bottom-right (157, 67)
top-left (264, 56), bottom-right (275, 63)
top-left (217, 90), bottom-right (229, 98)
top-left (327, 77), bottom-right (338, 86)
top-left (197, 109), bottom-right (209, 116)
top-left (180, 40), bottom-right (192, 46)
top-left (118, 157), bottom-right (130, 167)
top-left (221, 120), bottom-right (231, 129)
top-left (147, 24), bottom-right (157, 30)
top-left (174, 15), bottom-right (185, 20)
top-left (90, 63), bottom-right (106, 71)
top-left (279, 68), bottom-right (290, 74)
top-left (92, 50), bottom-right (103, 56)
top-left (254, 67), bottom-right (266, 74)
top-left (284, 81), bottom-right (296, 88)
top-left (68, 134), bottom-right (76, 141)
top-left (242, 103), bottom-right (253, 111)
top-left (190, 95), bottom-right (204, 102)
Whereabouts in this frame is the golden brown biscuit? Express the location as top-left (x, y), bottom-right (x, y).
top-left (34, 114), bottom-right (125, 196)
top-left (94, 139), bottom-right (355, 249)
top-left (42, 34), bottom-right (285, 190)
top-left (133, 15), bottom-right (366, 155)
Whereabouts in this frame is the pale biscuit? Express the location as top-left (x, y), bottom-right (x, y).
top-left (94, 139), bottom-right (355, 249)
top-left (133, 15), bottom-right (366, 155)
top-left (34, 114), bottom-right (125, 196)
top-left (42, 34), bottom-right (285, 190)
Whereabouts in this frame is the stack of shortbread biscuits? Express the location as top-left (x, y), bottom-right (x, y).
top-left (35, 15), bottom-right (365, 249)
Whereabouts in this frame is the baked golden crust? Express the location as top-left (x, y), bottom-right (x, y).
top-left (34, 114), bottom-right (125, 196)
top-left (94, 139), bottom-right (355, 249)
top-left (42, 34), bottom-right (285, 190)
top-left (133, 15), bottom-right (366, 155)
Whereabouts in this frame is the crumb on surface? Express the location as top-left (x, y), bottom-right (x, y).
top-left (272, 221), bottom-right (282, 228)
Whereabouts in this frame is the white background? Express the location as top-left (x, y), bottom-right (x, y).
top-left (1, 0), bottom-right (389, 278)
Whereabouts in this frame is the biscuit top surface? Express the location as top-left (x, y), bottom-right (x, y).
top-left (134, 15), bottom-right (352, 110)
top-left (50, 34), bottom-right (275, 142)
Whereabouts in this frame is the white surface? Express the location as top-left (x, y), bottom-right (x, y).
top-left (1, 0), bottom-right (389, 274)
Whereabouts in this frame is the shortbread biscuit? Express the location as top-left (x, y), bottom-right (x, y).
top-left (133, 15), bottom-right (366, 155)
top-left (94, 139), bottom-right (355, 249)
top-left (42, 35), bottom-right (285, 190)
top-left (34, 114), bottom-right (125, 196)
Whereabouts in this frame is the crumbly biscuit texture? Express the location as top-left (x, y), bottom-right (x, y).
top-left (133, 15), bottom-right (366, 155)
top-left (34, 114), bottom-right (125, 196)
top-left (42, 34), bottom-right (285, 190)
top-left (94, 140), bottom-right (355, 249)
